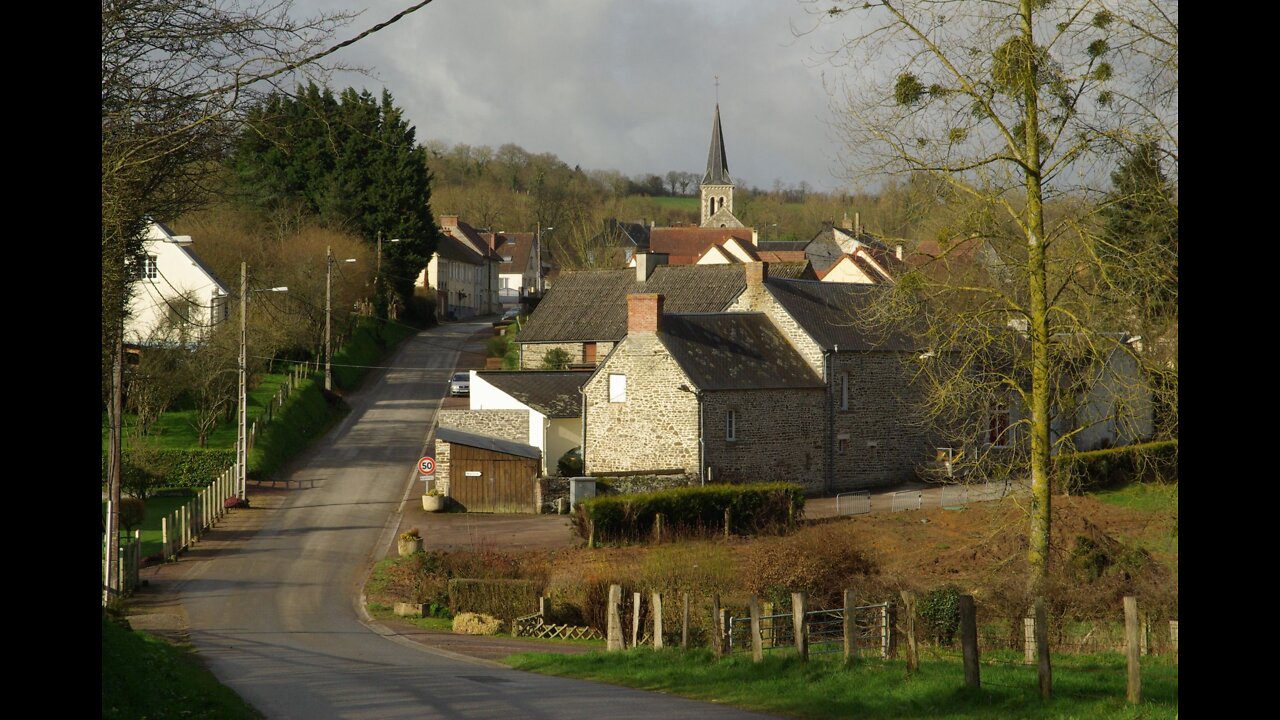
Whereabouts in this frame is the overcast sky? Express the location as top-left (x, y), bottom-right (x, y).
top-left (295, 0), bottom-right (860, 192)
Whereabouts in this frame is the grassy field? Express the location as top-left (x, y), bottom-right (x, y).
top-left (108, 491), bottom-right (196, 558)
top-left (1092, 481), bottom-right (1178, 559)
top-left (102, 617), bottom-right (262, 720)
top-left (506, 647), bottom-right (1178, 719)
top-left (650, 196), bottom-right (699, 212)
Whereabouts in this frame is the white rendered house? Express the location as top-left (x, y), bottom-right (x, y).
top-left (125, 221), bottom-right (230, 346)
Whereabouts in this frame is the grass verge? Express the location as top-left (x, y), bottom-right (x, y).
top-left (505, 647), bottom-right (1178, 719)
top-left (102, 617), bottom-right (262, 720)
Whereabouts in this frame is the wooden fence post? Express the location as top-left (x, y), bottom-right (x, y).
top-left (1140, 613), bottom-right (1150, 656)
top-left (681, 592), bottom-right (690, 650)
top-left (632, 592), bottom-right (641, 648)
top-left (724, 507), bottom-right (732, 539)
top-left (161, 517), bottom-right (169, 562)
top-left (884, 602), bottom-right (895, 659)
top-left (654, 513), bottom-right (663, 543)
top-left (1035, 597), bottom-right (1052, 699)
top-left (606, 584), bottom-right (623, 651)
top-left (1125, 596), bottom-right (1141, 704)
top-left (959, 594), bottom-right (980, 689)
top-left (1024, 614), bottom-right (1036, 664)
top-left (652, 592), bottom-right (664, 649)
top-left (749, 596), bottom-right (763, 663)
top-left (843, 589), bottom-right (856, 663)
top-left (1169, 620), bottom-right (1178, 664)
top-left (712, 594), bottom-right (723, 658)
top-left (792, 591), bottom-right (808, 662)
top-left (762, 601), bottom-right (774, 648)
top-left (539, 596), bottom-right (550, 619)
top-left (900, 590), bottom-right (919, 673)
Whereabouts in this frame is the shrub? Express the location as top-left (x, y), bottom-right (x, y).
top-left (400, 528), bottom-right (421, 542)
top-left (541, 348), bottom-right (571, 370)
top-left (573, 483), bottom-right (805, 544)
top-left (103, 449), bottom-right (238, 491)
top-left (919, 585), bottom-right (962, 646)
top-left (742, 524), bottom-right (879, 609)
top-left (1053, 439), bottom-right (1178, 493)
top-left (447, 578), bottom-right (539, 626)
top-left (224, 496), bottom-right (248, 509)
top-left (404, 291), bottom-right (436, 327)
top-left (452, 612), bottom-right (503, 635)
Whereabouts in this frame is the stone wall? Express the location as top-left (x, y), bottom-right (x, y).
top-left (583, 333), bottom-right (700, 474)
top-left (434, 409), bottom-right (530, 495)
top-left (436, 409), bottom-right (529, 444)
top-left (519, 341), bottom-right (615, 369)
top-left (701, 389), bottom-right (827, 490)
top-left (828, 353), bottom-right (933, 490)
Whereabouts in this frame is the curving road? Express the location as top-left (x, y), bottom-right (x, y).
top-left (173, 322), bottom-right (773, 719)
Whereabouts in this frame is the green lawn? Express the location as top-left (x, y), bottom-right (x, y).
top-left (651, 196), bottom-right (699, 211)
top-left (506, 647), bottom-right (1178, 719)
top-left (102, 617), bottom-right (262, 720)
top-left (104, 490), bottom-right (197, 558)
top-left (1093, 482), bottom-right (1178, 514)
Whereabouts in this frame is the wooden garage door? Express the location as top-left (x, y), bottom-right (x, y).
top-left (449, 443), bottom-right (540, 513)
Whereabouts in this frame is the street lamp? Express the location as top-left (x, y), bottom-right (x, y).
top-left (326, 246), bottom-right (357, 392)
top-left (238, 261), bottom-right (287, 500)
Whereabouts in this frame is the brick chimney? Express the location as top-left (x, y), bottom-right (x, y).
top-left (627, 293), bottom-right (663, 334)
top-left (440, 215), bottom-right (459, 230)
top-left (635, 252), bottom-right (669, 282)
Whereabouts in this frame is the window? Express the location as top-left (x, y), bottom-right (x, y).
top-left (988, 403), bottom-right (1011, 448)
top-left (726, 410), bottom-right (737, 441)
top-left (838, 438), bottom-right (848, 453)
top-left (143, 254), bottom-right (158, 280)
top-left (840, 372), bottom-right (849, 411)
top-left (609, 374), bottom-right (626, 402)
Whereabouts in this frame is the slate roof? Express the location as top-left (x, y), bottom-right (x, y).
top-left (476, 370), bottom-right (588, 418)
top-left (648, 227), bottom-right (755, 265)
top-left (435, 426), bottom-right (541, 459)
top-left (765, 261), bottom-right (810, 279)
top-left (757, 241), bottom-right (809, 253)
top-left (659, 313), bottom-right (824, 391)
top-left (702, 103), bottom-right (733, 186)
top-left (517, 264), bottom-right (747, 343)
top-left (765, 278), bottom-right (921, 352)
top-left (435, 232), bottom-right (484, 265)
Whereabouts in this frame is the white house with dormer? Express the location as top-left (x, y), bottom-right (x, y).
top-left (125, 221), bottom-right (230, 346)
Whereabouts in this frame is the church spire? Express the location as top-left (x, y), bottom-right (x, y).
top-left (702, 103), bottom-right (732, 186)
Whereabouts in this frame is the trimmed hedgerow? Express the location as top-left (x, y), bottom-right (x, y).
top-left (572, 483), bottom-right (805, 545)
top-left (447, 578), bottom-right (539, 627)
top-left (102, 448), bottom-right (238, 493)
top-left (1053, 439), bottom-right (1178, 493)
top-left (249, 378), bottom-right (338, 479)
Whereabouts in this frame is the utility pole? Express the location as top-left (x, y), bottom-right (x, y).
top-left (325, 246), bottom-right (333, 392)
top-left (104, 321), bottom-right (123, 606)
top-left (238, 261), bottom-right (247, 500)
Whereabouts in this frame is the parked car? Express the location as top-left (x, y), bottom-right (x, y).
top-left (501, 308), bottom-right (521, 321)
top-left (449, 372), bottom-right (470, 397)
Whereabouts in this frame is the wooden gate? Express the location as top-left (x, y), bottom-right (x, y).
top-left (448, 443), bottom-right (540, 513)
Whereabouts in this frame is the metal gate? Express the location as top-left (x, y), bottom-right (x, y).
top-left (448, 443), bottom-right (540, 513)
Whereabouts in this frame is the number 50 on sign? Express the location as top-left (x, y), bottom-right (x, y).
top-left (418, 456), bottom-right (435, 475)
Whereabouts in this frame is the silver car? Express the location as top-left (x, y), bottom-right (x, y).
top-left (449, 372), bottom-right (470, 397)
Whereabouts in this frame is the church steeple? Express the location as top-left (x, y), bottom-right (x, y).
top-left (702, 103), bottom-right (732, 185)
top-left (699, 102), bottom-right (743, 228)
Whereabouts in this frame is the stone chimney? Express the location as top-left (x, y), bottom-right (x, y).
top-left (741, 261), bottom-right (769, 311)
top-left (440, 215), bottom-right (459, 230)
top-left (635, 252), bottom-right (668, 282)
top-left (839, 212), bottom-right (853, 231)
top-left (627, 293), bottom-right (663, 334)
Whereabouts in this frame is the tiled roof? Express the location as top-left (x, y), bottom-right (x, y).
top-left (448, 219), bottom-right (502, 261)
top-left (756, 250), bottom-right (807, 263)
top-left (475, 370), bottom-right (588, 418)
top-left (649, 227), bottom-right (755, 265)
top-left (765, 278), bottom-right (920, 352)
top-left (757, 241), bottom-right (809, 253)
top-left (765, 261), bottom-right (810, 279)
top-left (517, 264), bottom-right (747, 343)
top-left (660, 313), bottom-right (824, 391)
top-left (492, 232), bottom-right (535, 273)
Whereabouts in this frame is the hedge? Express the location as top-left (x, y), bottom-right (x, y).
top-left (573, 483), bottom-right (805, 545)
top-left (331, 317), bottom-right (421, 391)
top-left (1053, 439), bottom-right (1178, 493)
top-left (447, 578), bottom-right (539, 627)
top-left (249, 378), bottom-right (338, 479)
top-left (101, 448), bottom-right (237, 492)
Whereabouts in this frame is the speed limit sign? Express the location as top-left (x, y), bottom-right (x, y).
top-left (418, 456), bottom-right (435, 475)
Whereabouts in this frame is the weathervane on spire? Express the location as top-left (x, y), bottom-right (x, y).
top-left (714, 75), bottom-right (719, 104)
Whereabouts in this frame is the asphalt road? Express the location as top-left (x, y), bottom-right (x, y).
top-left (175, 321), bottom-right (774, 719)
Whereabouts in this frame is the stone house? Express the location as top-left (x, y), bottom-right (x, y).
top-left (804, 219), bottom-right (906, 285)
top-left (420, 215), bottom-right (502, 318)
top-left (581, 293), bottom-right (826, 484)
